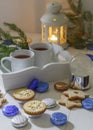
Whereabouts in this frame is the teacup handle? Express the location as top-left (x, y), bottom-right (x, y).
top-left (1, 57), bottom-right (11, 72)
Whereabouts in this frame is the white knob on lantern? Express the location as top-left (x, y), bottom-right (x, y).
top-left (47, 1), bottom-right (62, 14)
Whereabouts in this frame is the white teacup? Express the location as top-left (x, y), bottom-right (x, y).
top-left (1, 49), bottom-right (35, 72)
top-left (29, 43), bottom-right (53, 67)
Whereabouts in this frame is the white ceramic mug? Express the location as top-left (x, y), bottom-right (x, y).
top-left (29, 43), bottom-right (53, 67)
top-left (1, 49), bottom-right (35, 72)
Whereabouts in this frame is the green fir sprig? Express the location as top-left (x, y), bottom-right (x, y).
top-left (0, 27), bottom-right (14, 42)
top-left (64, 0), bottom-right (93, 49)
top-left (0, 22), bottom-right (29, 59)
top-left (4, 22), bottom-right (27, 43)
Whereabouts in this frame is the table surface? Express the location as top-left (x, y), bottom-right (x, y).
top-left (1, 82), bottom-right (93, 130)
top-left (0, 33), bottom-right (93, 130)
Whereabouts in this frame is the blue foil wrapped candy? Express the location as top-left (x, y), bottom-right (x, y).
top-left (86, 54), bottom-right (93, 61)
top-left (28, 79), bottom-right (39, 90)
top-left (3, 40), bottom-right (13, 45)
top-left (50, 112), bottom-right (67, 126)
top-left (35, 81), bottom-right (49, 93)
top-left (2, 105), bottom-right (19, 117)
top-left (82, 98), bottom-right (93, 110)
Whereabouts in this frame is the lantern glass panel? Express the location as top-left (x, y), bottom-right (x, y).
top-left (60, 25), bottom-right (67, 45)
top-left (48, 26), bottom-right (59, 43)
top-left (41, 24), bottom-right (46, 41)
top-left (41, 24), bottom-right (67, 46)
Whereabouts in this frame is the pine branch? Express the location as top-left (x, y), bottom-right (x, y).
top-left (0, 28), bottom-right (14, 42)
top-left (3, 22), bottom-right (29, 49)
top-left (83, 11), bottom-right (93, 21)
top-left (78, 0), bottom-right (82, 14)
top-left (0, 22), bottom-right (29, 59)
top-left (4, 22), bottom-right (27, 42)
top-left (68, 0), bottom-right (79, 15)
top-left (0, 43), bottom-right (17, 59)
top-left (64, 13), bottom-right (79, 24)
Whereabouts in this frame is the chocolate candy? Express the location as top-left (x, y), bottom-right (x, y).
top-left (82, 98), bottom-right (93, 110)
top-left (50, 112), bottom-right (67, 126)
top-left (54, 82), bottom-right (68, 91)
top-left (35, 82), bottom-right (49, 93)
top-left (2, 105), bottom-right (19, 117)
top-left (28, 79), bottom-right (39, 90)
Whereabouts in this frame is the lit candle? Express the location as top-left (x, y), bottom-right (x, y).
top-left (49, 35), bottom-right (58, 43)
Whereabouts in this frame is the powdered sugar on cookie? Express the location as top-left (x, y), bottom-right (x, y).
top-left (58, 89), bottom-right (89, 109)
top-left (59, 95), bottom-right (82, 109)
top-left (63, 89), bottom-right (89, 100)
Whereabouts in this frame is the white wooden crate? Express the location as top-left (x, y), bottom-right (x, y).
top-left (0, 44), bottom-right (72, 93)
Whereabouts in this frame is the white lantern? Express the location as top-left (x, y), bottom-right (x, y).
top-left (41, 1), bottom-right (68, 48)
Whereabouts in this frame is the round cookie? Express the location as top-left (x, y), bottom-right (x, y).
top-left (54, 82), bottom-right (68, 91)
top-left (23, 100), bottom-right (46, 116)
top-left (28, 79), bottom-right (39, 90)
top-left (50, 112), bottom-right (67, 126)
top-left (13, 88), bottom-right (35, 101)
top-left (12, 114), bottom-right (28, 128)
top-left (35, 82), bottom-right (49, 93)
top-left (2, 105), bottom-right (19, 117)
top-left (82, 97), bottom-right (93, 110)
top-left (42, 98), bottom-right (56, 109)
